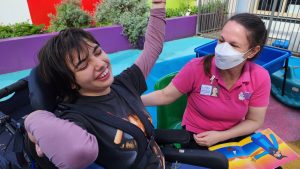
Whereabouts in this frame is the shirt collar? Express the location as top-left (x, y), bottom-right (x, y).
top-left (211, 57), bottom-right (251, 86)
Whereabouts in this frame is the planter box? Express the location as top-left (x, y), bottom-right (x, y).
top-left (0, 15), bottom-right (197, 74)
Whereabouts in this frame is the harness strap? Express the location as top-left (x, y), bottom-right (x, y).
top-left (112, 84), bottom-right (155, 140)
top-left (56, 103), bottom-right (148, 169)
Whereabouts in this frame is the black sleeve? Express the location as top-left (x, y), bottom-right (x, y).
top-left (60, 112), bottom-right (90, 131)
top-left (115, 64), bottom-right (147, 95)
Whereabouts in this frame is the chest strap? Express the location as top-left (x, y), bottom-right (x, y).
top-left (56, 101), bottom-right (154, 169)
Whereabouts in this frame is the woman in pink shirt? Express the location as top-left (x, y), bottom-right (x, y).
top-left (142, 13), bottom-right (271, 148)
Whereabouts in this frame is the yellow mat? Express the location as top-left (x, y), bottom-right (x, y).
top-left (283, 141), bottom-right (300, 169)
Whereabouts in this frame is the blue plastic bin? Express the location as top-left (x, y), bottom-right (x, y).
top-left (194, 40), bottom-right (292, 74)
top-left (271, 57), bottom-right (300, 109)
top-left (272, 39), bottom-right (289, 49)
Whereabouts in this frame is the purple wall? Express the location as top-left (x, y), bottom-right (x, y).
top-left (0, 33), bottom-right (56, 74)
top-left (0, 15), bottom-right (197, 74)
top-left (86, 25), bottom-right (132, 53)
top-left (165, 15), bottom-right (197, 41)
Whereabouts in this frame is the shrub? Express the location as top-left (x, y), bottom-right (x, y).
top-left (166, 0), bottom-right (226, 18)
top-left (166, 0), bottom-right (196, 18)
top-left (198, 0), bottom-right (227, 13)
top-left (0, 25), bottom-right (14, 39)
top-left (189, 6), bottom-right (198, 15)
top-left (0, 22), bottom-right (45, 39)
top-left (95, 0), bottom-right (149, 47)
top-left (48, 0), bottom-right (93, 32)
top-left (166, 8), bottom-right (185, 18)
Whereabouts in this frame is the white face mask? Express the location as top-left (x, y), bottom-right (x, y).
top-left (215, 42), bottom-right (251, 70)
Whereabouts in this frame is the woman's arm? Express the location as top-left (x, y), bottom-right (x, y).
top-left (194, 106), bottom-right (267, 147)
top-left (222, 106), bottom-right (267, 139)
top-left (141, 82), bottom-right (183, 106)
top-left (135, 0), bottom-right (166, 78)
top-left (218, 107), bottom-right (266, 141)
top-left (25, 110), bottom-right (98, 169)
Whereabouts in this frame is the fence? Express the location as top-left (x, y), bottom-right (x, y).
top-left (196, 0), bottom-right (300, 54)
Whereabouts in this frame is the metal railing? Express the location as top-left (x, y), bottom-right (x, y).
top-left (196, 0), bottom-right (300, 54)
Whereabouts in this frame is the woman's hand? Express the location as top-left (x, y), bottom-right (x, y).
top-left (193, 131), bottom-right (224, 147)
top-left (152, 0), bottom-right (166, 3)
top-left (151, 0), bottom-right (166, 9)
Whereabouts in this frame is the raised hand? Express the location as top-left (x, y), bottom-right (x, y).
top-left (152, 0), bottom-right (166, 3)
top-left (151, 0), bottom-right (166, 8)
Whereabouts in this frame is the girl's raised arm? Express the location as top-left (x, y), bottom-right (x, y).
top-left (135, 0), bottom-right (166, 78)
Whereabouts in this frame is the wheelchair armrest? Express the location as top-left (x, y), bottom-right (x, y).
top-left (162, 147), bottom-right (228, 169)
top-left (154, 129), bottom-right (190, 145)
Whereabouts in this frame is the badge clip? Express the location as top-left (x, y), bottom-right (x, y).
top-left (210, 75), bottom-right (215, 84)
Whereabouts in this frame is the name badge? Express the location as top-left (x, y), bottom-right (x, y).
top-left (200, 85), bottom-right (212, 96)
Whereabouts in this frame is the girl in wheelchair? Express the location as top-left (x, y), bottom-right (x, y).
top-left (1, 1), bottom-right (228, 168)
top-left (24, 0), bottom-right (167, 168)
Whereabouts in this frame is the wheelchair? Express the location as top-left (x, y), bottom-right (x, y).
top-left (0, 68), bottom-right (228, 169)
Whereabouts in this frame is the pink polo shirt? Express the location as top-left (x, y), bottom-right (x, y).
top-left (172, 57), bottom-right (271, 134)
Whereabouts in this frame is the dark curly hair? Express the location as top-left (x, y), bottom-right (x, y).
top-left (37, 28), bottom-right (100, 102)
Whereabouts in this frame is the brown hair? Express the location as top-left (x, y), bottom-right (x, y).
top-left (203, 13), bottom-right (268, 76)
top-left (38, 28), bottom-right (100, 102)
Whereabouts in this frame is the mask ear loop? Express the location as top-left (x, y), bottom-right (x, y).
top-left (243, 47), bottom-right (254, 59)
top-left (245, 44), bottom-right (263, 59)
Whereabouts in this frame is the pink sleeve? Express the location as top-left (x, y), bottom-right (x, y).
top-left (135, 8), bottom-right (166, 78)
top-left (249, 68), bottom-right (271, 107)
top-left (25, 110), bottom-right (98, 169)
top-left (172, 60), bottom-right (196, 94)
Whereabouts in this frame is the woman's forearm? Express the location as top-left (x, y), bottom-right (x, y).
top-left (135, 7), bottom-right (166, 78)
top-left (142, 90), bottom-right (167, 106)
top-left (220, 119), bottom-right (262, 142)
top-left (142, 82), bottom-right (183, 106)
top-left (25, 110), bottom-right (98, 169)
top-left (219, 107), bottom-right (266, 142)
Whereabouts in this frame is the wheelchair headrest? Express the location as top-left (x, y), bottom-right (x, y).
top-left (28, 67), bottom-right (57, 111)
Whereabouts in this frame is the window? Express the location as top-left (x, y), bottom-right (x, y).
top-left (285, 0), bottom-right (300, 12)
top-left (254, 0), bottom-right (300, 18)
top-left (258, 0), bottom-right (282, 11)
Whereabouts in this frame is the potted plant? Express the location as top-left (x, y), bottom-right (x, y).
top-left (95, 0), bottom-right (149, 48)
